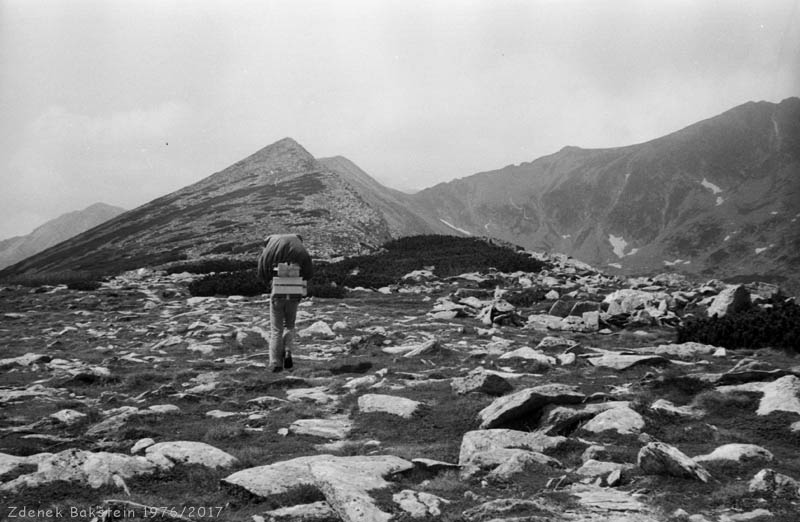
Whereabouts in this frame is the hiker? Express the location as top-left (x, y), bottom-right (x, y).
top-left (257, 234), bottom-right (313, 372)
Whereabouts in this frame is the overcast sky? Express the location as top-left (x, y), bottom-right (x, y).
top-left (1, 0), bottom-right (798, 240)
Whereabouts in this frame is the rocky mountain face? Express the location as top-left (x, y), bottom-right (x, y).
top-left (410, 98), bottom-right (800, 290)
top-left (0, 139), bottom-right (447, 277)
top-left (0, 203), bottom-right (125, 270)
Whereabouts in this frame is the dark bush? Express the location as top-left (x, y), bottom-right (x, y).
top-left (310, 235), bottom-right (548, 290)
top-left (185, 235), bottom-right (548, 297)
top-left (67, 280), bottom-right (102, 291)
top-left (188, 270), bottom-right (264, 297)
top-left (166, 258), bottom-right (256, 275)
top-left (677, 300), bottom-right (800, 351)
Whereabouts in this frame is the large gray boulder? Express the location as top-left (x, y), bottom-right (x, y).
top-left (707, 284), bottom-right (751, 317)
top-left (0, 448), bottom-right (170, 493)
top-left (638, 442), bottom-right (712, 482)
top-left (459, 429), bottom-right (566, 466)
top-left (478, 384), bottom-right (585, 428)
top-left (748, 468), bottom-right (800, 498)
top-left (223, 454), bottom-right (414, 510)
top-left (581, 406), bottom-right (645, 435)
top-left (451, 367), bottom-right (513, 396)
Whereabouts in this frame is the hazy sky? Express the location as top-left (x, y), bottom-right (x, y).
top-left (1, 0), bottom-right (798, 239)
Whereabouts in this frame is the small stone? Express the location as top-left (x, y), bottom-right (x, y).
top-left (131, 438), bottom-right (155, 454)
top-left (358, 394), bottom-right (424, 419)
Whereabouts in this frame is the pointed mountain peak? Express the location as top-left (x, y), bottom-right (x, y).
top-left (245, 137), bottom-right (315, 164)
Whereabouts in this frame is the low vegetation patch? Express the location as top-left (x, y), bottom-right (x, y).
top-left (677, 300), bottom-right (800, 351)
top-left (186, 235), bottom-right (547, 297)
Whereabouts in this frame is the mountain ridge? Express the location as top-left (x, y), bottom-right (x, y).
top-left (1, 98), bottom-right (797, 293)
top-left (410, 97), bottom-right (800, 290)
top-left (0, 203), bottom-right (126, 270)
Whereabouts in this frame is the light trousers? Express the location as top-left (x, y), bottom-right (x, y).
top-left (269, 295), bottom-right (300, 368)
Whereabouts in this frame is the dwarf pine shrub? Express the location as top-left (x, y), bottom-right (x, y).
top-left (677, 300), bottom-right (800, 351)
top-left (185, 235), bottom-right (547, 297)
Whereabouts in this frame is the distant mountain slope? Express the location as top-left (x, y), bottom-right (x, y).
top-left (318, 156), bottom-right (452, 238)
top-left (0, 139), bottom-right (443, 277)
top-left (410, 97), bottom-right (800, 288)
top-left (0, 203), bottom-right (126, 270)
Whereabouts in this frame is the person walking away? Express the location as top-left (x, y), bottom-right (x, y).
top-left (257, 234), bottom-right (313, 372)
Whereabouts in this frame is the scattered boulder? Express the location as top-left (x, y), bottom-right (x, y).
top-left (581, 406), bottom-right (645, 435)
top-left (548, 300), bottom-right (572, 317)
top-left (638, 442), bottom-right (712, 482)
top-left (648, 342), bottom-right (718, 359)
top-left (478, 384), bottom-right (585, 429)
top-left (588, 353), bottom-right (669, 371)
top-left (309, 456), bottom-right (414, 522)
top-left (693, 444), bottom-right (774, 465)
top-left (0, 448), bottom-right (169, 493)
top-left (569, 300), bottom-right (602, 316)
top-left (748, 468), bottom-right (800, 498)
top-left (144, 441), bottom-right (238, 469)
top-left (299, 321), bottom-right (335, 338)
top-left (393, 490), bottom-right (450, 518)
top-left (707, 284), bottom-right (751, 317)
top-left (289, 417), bottom-right (353, 440)
top-left (459, 429), bottom-right (566, 466)
top-left (357, 394), bottom-right (424, 418)
top-left (259, 501), bottom-right (338, 522)
top-left (450, 367), bottom-right (513, 396)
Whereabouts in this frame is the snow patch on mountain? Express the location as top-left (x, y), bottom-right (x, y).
top-left (701, 178), bottom-right (723, 194)
top-left (609, 234), bottom-right (638, 258)
top-left (440, 219), bottom-right (471, 236)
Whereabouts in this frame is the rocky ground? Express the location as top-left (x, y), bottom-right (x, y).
top-left (1, 255), bottom-right (799, 522)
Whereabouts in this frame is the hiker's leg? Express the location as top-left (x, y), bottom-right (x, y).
top-left (269, 297), bottom-right (286, 370)
top-left (282, 298), bottom-right (300, 356)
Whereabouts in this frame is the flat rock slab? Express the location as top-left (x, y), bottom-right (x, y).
top-left (310, 457), bottom-right (412, 522)
top-left (260, 501), bottom-right (338, 522)
top-left (717, 375), bottom-right (800, 416)
top-left (144, 441), bottom-right (238, 469)
top-left (638, 442), bottom-right (712, 482)
top-left (357, 394), bottom-right (424, 418)
top-left (289, 417), bottom-right (353, 440)
top-left (565, 484), bottom-right (660, 521)
top-left (478, 384), bottom-right (585, 429)
top-left (223, 454), bottom-right (413, 506)
top-left (647, 342), bottom-right (718, 359)
top-left (587, 353), bottom-right (670, 371)
top-left (0, 448), bottom-right (170, 493)
top-left (650, 399), bottom-right (704, 418)
top-left (285, 387), bottom-right (338, 404)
